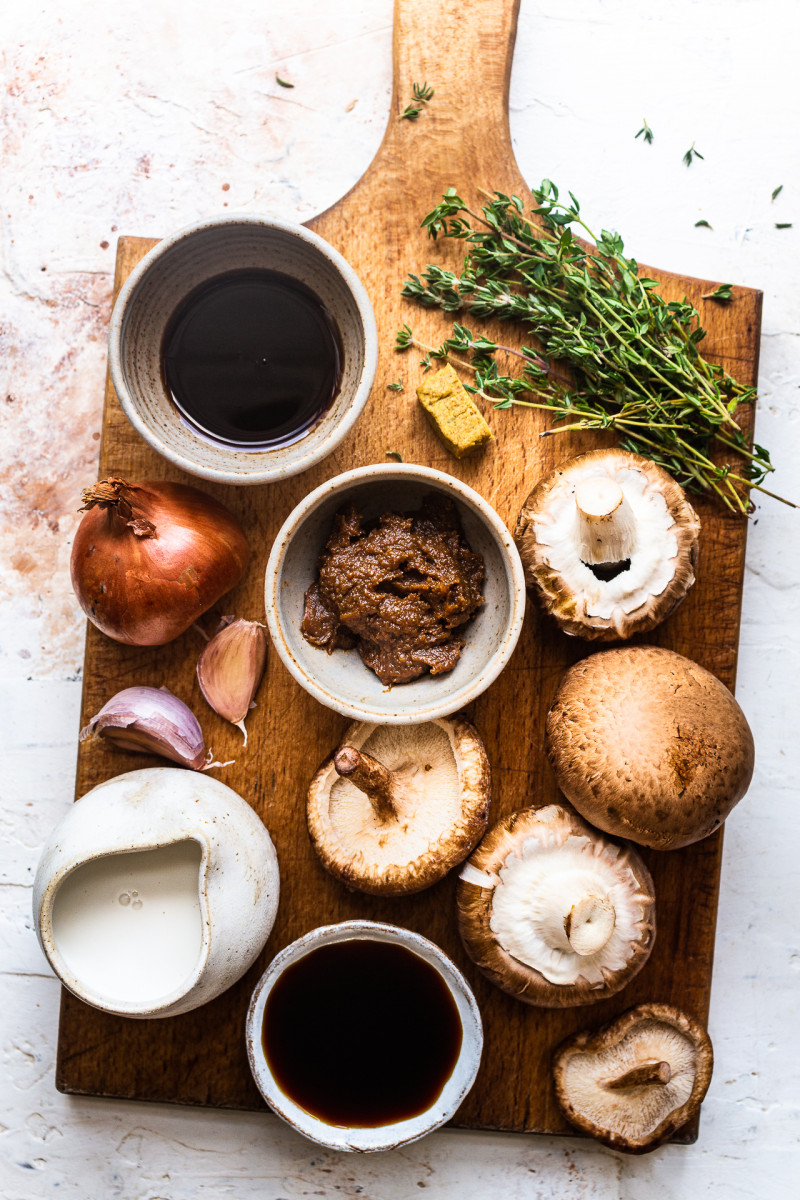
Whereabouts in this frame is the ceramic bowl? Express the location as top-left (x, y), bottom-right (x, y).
top-left (108, 215), bottom-right (378, 485)
top-left (264, 463), bottom-right (526, 723)
top-left (246, 920), bottom-right (483, 1152)
top-left (33, 768), bottom-right (279, 1018)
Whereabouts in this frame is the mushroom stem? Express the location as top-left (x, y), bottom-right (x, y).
top-left (604, 1060), bottom-right (672, 1090)
top-left (333, 747), bottom-right (398, 822)
top-left (575, 476), bottom-right (637, 565)
top-left (564, 894), bottom-right (616, 956)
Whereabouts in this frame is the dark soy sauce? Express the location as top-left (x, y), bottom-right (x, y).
top-left (262, 940), bottom-right (463, 1128)
top-left (162, 269), bottom-right (342, 449)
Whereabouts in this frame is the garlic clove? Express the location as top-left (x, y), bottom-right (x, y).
top-left (80, 686), bottom-right (209, 770)
top-left (197, 617), bottom-right (267, 745)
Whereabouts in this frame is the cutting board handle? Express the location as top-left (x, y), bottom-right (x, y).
top-left (365, 0), bottom-right (524, 187)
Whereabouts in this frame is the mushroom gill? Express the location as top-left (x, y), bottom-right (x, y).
top-left (514, 448), bottom-right (700, 640)
top-left (307, 716), bottom-right (491, 895)
top-left (457, 804), bottom-right (656, 1007)
top-left (553, 1003), bottom-right (714, 1152)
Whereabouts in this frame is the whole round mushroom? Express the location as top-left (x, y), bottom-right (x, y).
top-left (546, 645), bottom-right (755, 850)
top-left (552, 1002), bottom-right (714, 1153)
top-left (307, 716), bottom-right (491, 895)
top-left (514, 449), bottom-right (700, 640)
top-left (456, 804), bottom-right (656, 1007)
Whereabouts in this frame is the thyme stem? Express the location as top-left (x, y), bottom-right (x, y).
top-left (399, 181), bottom-right (786, 513)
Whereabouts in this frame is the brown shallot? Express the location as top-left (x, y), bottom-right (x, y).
top-left (70, 478), bottom-right (249, 646)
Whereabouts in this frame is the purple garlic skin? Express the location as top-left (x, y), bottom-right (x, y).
top-left (80, 686), bottom-right (208, 770)
top-left (197, 617), bottom-right (267, 745)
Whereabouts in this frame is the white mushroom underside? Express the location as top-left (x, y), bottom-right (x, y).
top-left (562, 1021), bottom-right (697, 1138)
top-left (534, 464), bottom-right (678, 620)
top-left (482, 828), bottom-right (650, 986)
top-left (324, 723), bottom-right (462, 871)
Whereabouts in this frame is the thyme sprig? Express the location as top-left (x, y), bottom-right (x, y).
top-left (683, 143), bottom-right (704, 167)
top-left (398, 181), bottom-right (791, 512)
top-left (635, 118), bottom-right (654, 144)
top-left (702, 284), bottom-right (734, 301)
top-left (400, 81), bottom-right (434, 121)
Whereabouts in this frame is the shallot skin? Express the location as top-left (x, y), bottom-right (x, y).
top-left (71, 479), bottom-right (249, 646)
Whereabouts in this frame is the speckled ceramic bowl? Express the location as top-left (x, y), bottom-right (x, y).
top-left (264, 463), bottom-right (526, 722)
top-left (108, 215), bottom-right (377, 485)
top-left (245, 921), bottom-right (483, 1152)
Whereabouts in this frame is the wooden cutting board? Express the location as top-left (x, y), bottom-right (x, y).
top-left (58, 0), bottom-right (761, 1140)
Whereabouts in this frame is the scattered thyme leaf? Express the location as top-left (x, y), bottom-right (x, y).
top-left (387, 381), bottom-right (404, 391)
top-left (702, 284), bottom-right (734, 301)
top-left (400, 80), bottom-right (434, 121)
top-left (399, 182), bottom-right (792, 512)
top-left (771, 185), bottom-right (783, 202)
top-left (386, 450), bottom-right (403, 461)
top-left (634, 119), bottom-right (654, 144)
top-left (683, 142), bottom-right (704, 167)
top-left (695, 219), bottom-right (713, 229)
top-left (776, 222), bottom-right (793, 229)
top-left (275, 75), bottom-right (294, 89)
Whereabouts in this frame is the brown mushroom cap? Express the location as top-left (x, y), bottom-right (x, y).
top-left (553, 1002), bottom-right (714, 1153)
top-left (546, 646), bottom-right (754, 850)
top-left (307, 715), bottom-right (490, 895)
top-left (456, 804), bottom-right (655, 1007)
top-left (514, 449), bottom-right (700, 641)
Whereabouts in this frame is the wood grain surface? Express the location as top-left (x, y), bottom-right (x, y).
top-left (57, 0), bottom-right (761, 1140)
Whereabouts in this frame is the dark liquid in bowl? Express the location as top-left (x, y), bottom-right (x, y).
top-left (262, 940), bottom-right (463, 1128)
top-left (162, 268), bottom-right (342, 449)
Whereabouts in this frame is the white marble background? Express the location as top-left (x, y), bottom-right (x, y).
top-left (2, 0), bottom-right (799, 1196)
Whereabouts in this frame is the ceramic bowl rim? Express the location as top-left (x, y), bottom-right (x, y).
top-left (264, 462), bottom-right (527, 722)
top-left (245, 920), bottom-right (483, 1152)
top-left (107, 213), bottom-right (379, 485)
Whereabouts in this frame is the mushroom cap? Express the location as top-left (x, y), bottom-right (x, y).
top-left (546, 646), bottom-right (754, 850)
top-left (307, 715), bottom-right (490, 895)
top-left (456, 804), bottom-right (655, 1007)
top-left (553, 1002), bottom-right (714, 1153)
top-left (514, 449), bottom-right (700, 641)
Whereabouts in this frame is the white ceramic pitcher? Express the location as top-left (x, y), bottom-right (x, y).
top-left (33, 767), bottom-right (279, 1018)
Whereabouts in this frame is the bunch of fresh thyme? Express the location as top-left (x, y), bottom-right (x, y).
top-left (397, 181), bottom-right (787, 513)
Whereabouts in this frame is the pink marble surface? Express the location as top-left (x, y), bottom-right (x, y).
top-left (1, 0), bottom-right (391, 682)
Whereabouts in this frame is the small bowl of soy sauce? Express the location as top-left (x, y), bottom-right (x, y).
top-left (246, 921), bottom-right (483, 1152)
top-left (108, 215), bottom-right (377, 484)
